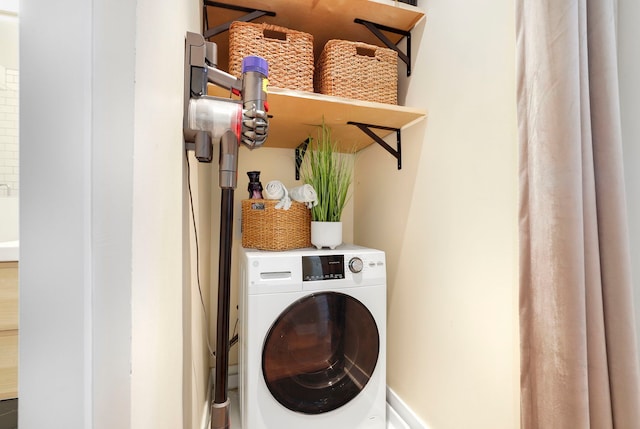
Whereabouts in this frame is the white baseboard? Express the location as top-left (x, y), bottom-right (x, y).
top-left (386, 387), bottom-right (430, 429)
top-left (387, 402), bottom-right (411, 429)
top-left (228, 365), bottom-right (239, 390)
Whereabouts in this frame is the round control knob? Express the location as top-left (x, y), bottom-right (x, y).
top-left (348, 257), bottom-right (364, 273)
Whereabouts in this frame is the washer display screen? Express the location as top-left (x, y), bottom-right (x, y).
top-left (302, 255), bottom-right (345, 281)
top-left (261, 292), bottom-right (380, 415)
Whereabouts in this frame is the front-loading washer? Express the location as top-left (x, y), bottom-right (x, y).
top-left (239, 245), bottom-right (386, 429)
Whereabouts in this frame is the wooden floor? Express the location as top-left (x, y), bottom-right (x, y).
top-left (0, 399), bottom-right (17, 429)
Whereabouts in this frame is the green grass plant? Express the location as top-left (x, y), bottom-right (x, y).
top-left (301, 121), bottom-right (354, 222)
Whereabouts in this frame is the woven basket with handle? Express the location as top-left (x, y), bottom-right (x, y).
top-left (315, 39), bottom-right (398, 104)
top-left (241, 199), bottom-right (311, 251)
top-left (229, 21), bottom-right (314, 92)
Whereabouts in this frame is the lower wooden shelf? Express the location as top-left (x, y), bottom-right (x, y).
top-left (0, 330), bottom-right (18, 400)
top-left (1, 261), bottom-right (19, 400)
top-left (209, 85), bottom-right (427, 152)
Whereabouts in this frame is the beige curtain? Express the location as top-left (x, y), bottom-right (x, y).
top-left (517, 0), bottom-right (640, 427)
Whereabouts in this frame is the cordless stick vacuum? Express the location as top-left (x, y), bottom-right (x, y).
top-left (183, 31), bottom-right (269, 429)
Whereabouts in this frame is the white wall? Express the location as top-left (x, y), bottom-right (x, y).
top-left (354, 0), bottom-right (519, 427)
top-left (187, 154), bottom-right (216, 429)
top-left (618, 0), bottom-right (640, 358)
top-left (20, 1), bottom-right (201, 429)
top-left (131, 0), bottom-right (201, 427)
top-left (92, 0), bottom-right (136, 427)
top-left (20, 0), bottom-right (97, 426)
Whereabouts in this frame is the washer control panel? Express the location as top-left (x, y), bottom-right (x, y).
top-left (301, 253), bottom-right (383, 281)
top-left (302, 254), bottom-right (345, 281)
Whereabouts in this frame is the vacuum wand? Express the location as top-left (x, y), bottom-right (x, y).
top-left (213, 154), bottom-right (235, 429)
top-left (212, 58), bottom-right (267, 429)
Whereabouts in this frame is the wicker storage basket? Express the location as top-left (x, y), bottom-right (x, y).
top-left (229, 21), bottom-right (314, 92)
top-left (241, 199), bottom-right (311, 251)
top-left (315, 39), bottom-right (398, 104)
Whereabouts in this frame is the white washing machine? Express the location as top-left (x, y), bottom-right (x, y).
top-left (239, 245), bottom-right (387, 429)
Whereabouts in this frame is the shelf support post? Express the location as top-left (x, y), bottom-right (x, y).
top-left (295, 138), bottom-right (311, 180)
top-left (354, 18), bottom-right (412, 76)
top-left (203, 1), bottom-right (276, 39)
top-left (348, 122), bottom-right (402, 170)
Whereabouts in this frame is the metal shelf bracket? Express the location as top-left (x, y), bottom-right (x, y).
top-left (203, 1), bottom-right (276, 39)
top-left (354, 18), bottom-right (412, 76)
top-left (295, 123), bottom-right (403, 178)
top-left (295, 138), bottom-right (311, 180)
top-left (348, 121), bottom-right (402, 170)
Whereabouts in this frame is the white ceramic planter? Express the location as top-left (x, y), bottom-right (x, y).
top-left (310, 221), bottom-right (343, 250)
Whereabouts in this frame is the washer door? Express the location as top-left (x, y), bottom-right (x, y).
top-left (262, 291), bottom-right (379, 414)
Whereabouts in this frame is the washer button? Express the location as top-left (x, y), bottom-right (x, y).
top-left (348, 257), bottom-right (364, 273)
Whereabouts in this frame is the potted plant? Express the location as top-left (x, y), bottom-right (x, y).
top-left (301, 120), bottom-right (354, 249)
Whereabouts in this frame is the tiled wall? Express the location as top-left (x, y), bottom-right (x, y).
top-left (0, 66), bottom-right (18, 197)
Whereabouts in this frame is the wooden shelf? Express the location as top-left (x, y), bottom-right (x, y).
top-left (210, 86), bottom-right (426, 152)
top-left (205, 0), bottom-right (425, 71)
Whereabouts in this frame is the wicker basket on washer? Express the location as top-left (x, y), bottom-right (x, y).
top-left (315, 39), bottom-right (398, 104)
top-left (241, 199), bottom-right (311, 251)
top-left (229, 21), bottom-right (314, 92)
